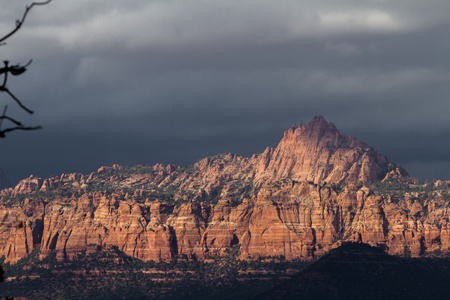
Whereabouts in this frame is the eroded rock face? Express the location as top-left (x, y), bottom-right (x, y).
top-left (0, 116), bottom-right (418, 263)
top-left (1, 181), bottom-right (449, 263)
top-left (251, 116), bottom-right (406, 185)
top-left (180, 116), bottom-right (407, 188)
top-left (12, 175), bottom-right (43, 195)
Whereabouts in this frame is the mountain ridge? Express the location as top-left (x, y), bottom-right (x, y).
top-left (250, 115), bottom-right (407, 184)
top-left (2, 116), bottom-right (448, 265)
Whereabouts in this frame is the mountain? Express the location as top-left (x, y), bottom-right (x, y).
top-left (2, 116), bottom-right (448, 266)
top-left (173, 115), bottom-right (407, 189)
top-left (251, 115), bottom-right (407, 184)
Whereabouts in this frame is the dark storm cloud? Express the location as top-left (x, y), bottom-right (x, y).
top-left (2, 0), bottom-right (450, 184)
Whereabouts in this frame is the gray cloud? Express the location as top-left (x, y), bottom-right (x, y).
top-left (2, 0), bottom-right (450, 184)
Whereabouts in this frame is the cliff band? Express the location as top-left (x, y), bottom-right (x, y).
top-left (3, 116), bottom-right (446, 264)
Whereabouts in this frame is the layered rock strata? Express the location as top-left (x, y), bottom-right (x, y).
top-left (0, 180), bottom-right (448, 263)
top-left (0, 116), bottom-right (419, 263)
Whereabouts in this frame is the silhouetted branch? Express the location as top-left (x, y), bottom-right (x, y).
top-left (0, 112), bottom-right (23, 126)
top-left (0, 1), bottom-right (52, 44)
top-left (0, 125), bottom-right (42, 138)
top-left (0, 59), bottom-right (36, 114)
top-left (0, 60), bottom-right (32, 76)
top-left (0, 1), bottom-right (52, 138)
top-left (1, 86), bottom-right (34, 114)
top-left (0, 105), bottom-right (40, 137)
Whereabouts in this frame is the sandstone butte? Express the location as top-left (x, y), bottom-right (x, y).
top-left (1, 115), bottom-right (448, 264)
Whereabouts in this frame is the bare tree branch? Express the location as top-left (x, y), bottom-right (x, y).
top-left (0, 108), bottom-right (23, 126)
top-left (0, 1), bottom-right (52, 44)
top-left (0, 125), bottom-right (42, 138)
top-left (0, 60), bottom-right (35, 114)
top-left (0, 60), bottom-right (33, 76)
top-left (0, 1), bottom-right (52, 138)
top-left (0, 106), bottom-right (6, 129)
top-left (1, 87), bottom-right (34, 114)
top-left (0, 105), bottom-right (41, 137)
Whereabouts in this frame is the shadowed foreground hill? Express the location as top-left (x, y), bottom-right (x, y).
top-left (257, 242), bottom-right (450, 300)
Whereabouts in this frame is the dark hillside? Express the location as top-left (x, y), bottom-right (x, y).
top-left (257, 242), bottom-right (450, 300)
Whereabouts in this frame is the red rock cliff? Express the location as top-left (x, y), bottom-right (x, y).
top-left (177, 116), bottom-right (407, 189)
top-left (1, 180), bottom-right (449, 263)
top-left (0, 116), bottom-right (422, 263)
top-left (251, 115), bottom-right (407, 184)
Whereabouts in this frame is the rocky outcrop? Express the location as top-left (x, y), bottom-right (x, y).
top-left (176, 116), bottom-right (407, 189)
top-left (251, 116), bottom-right (407, 184)
top-left (1, 180), bottom-right (450, 263)
top-left (0, 116), bottom-right (422, 263)
top-left (4, 116), bottom-right (403, 206)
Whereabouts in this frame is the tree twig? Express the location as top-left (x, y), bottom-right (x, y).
top-left (0, 105), bottom-right (7, 130)
top-left (0, 115), bottom-right (24, 126)
top-left (0, 87), bottom-right (34, 114)
top-left (0, 1), bottom-right (52, 44)
top-left (0, 1), bottom-right (52, 138)
top-left (0, 125), bottom-right (42, 138)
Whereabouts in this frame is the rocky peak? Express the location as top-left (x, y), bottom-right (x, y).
top-left (281, 115), bottom-right (343, 149)
top-left (253, 116), bottom-right (406, 184)
top-left (13, 175), bottom-right (43, 195)
top-left (306, 115), bottom-right (337, 136)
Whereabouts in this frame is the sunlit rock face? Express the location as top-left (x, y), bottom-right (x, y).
top-left (1, 180), bottom-right (448, 263)
top-left (251, 115), bottom-right (407, 185)
top-left (0, 116), bottom-right (423, 263)
top-left (182, 116), bottom-right (407, 189)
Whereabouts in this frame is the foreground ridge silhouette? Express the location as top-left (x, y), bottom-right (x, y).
top-left (257, 242), bottom-right (450, 300)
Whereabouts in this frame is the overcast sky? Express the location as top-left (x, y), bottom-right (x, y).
top-left (1, 0), bottom-right (450, 185)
